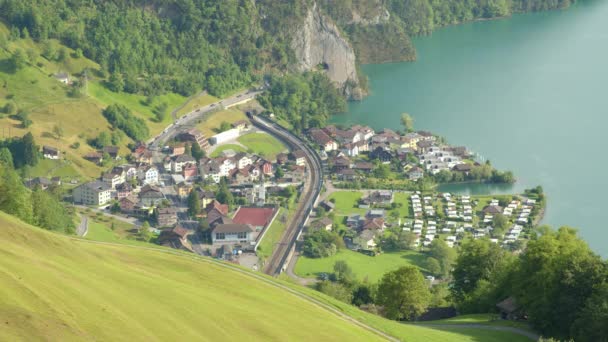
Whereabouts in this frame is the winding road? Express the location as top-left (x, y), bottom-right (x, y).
top-left (148, 89), bottom-right (263, 150)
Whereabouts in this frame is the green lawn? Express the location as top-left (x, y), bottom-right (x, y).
top-left (425, 313), bottom-right (535, 332)
top-left (257, 208), bottom-right (292, 259)
top-left (210, 144), bottom-right (247, 157)
top-left (27, 159), bottom-right (80, 179)
top-left (1, 212), bottom-right (530, 342)
top-left (88, 82), bottom-right (186, 137)
top-left (237, 132), bottom-right (287, 160)
top-left (195, 107), bottom-right (248, 137)
top-left (393, 192), bottom-right (412, 218)
top-left (295, 249), bottom-right (427, 283)
top-left (0, 212), bottom-right (381, 341)
top-left (327, 191), bottom-right (366, 216)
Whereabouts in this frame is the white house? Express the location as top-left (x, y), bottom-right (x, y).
top-left (212, 224), bottom-right (255, 244)
top-left (171, 154), bottom-right (196, 173)
top-left (73, 181), bottom-right (112, 206)
top-left (234, 153), bottom-right (252, 169)
top-left (219, 158), bottom-right (236, 177)
top-left (138, 165), bottom-right (159, 185)
top-left (42, 146), bottom-right (60, 160)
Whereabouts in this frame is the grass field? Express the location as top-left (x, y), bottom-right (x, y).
top-left (27, 159), bottom-right (80, 179)
top-left (327, 191), bottom-right (366, 216)
top-left (393, 192), bottom-right (412, 218)
top-left (257, 208), bottom-right (293, 259)
top-left (88, 82), bottom-right (186, 137)
top-left (0, 212), bottom-right (381, 341)
top-left (295, 249), bottom-right (427, 283)
top-left (237, 132), bottom-right (287, 160)
top-left (195, 107), bottom-right (248, 137)
top-left (210, 144), bottom-right (247, 157)
top-left (0, 212), bottom-right (531, 341)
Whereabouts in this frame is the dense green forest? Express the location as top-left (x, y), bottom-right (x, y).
top-left (0, 0), bottom-right (573, 98)
top-left (0, 0), bottom-right (308, 97)
top-left (258, 73), bottom-right (346, 132)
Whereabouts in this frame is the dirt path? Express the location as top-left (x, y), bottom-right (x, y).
top-left (416, 323), bottom-right (539, 341)
top-left (285, 252), bottom-right (318, 287)
top-left (71, 238), bottom-right (398, 341)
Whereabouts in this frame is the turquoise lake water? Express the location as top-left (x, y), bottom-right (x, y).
top-left (332, 1), bottom-right (608, 255)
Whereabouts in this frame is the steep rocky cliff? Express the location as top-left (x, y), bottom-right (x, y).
top-left (291, 3), bottom-right (364, 100)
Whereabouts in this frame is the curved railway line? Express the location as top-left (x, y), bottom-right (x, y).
top-left (248, 114), bottom-right (323, 276)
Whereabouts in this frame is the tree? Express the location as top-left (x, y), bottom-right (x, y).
top-left (21, 132), bottom-right (38, 167)
top-left (187, 189), bottom-right (200, 217)
top-left (425, 257), bottom-right (442, 276)
top-left (333, 260), bottom-right (355, 286)
top-left (216, 178), bottom-right (234, 208)
top-left (53, 124), bottom-right (64, 140)
top-left (0, 147), bottom-right (14, 167)
top-left (218, 121), bottom-right (231, 133)
top-left (139, 221), bottom-right (151, 241)
top-left (274, 166), bottom-right (284, 179)
top-left (571, 282), bottom-right (608, 342)
top-left (31, 187), bottom-right (74, 232)
top-left (302, 230), bottom-right (340, 258)
top-left (511, 227), bottom-right (606, 339)
top-left (317, 281), bottom-right (353, 303)
top-left (191, 142), bottom-right (205, 161)
top-left (108, 72), bottom-right (125, 92)
top-left (491, 213), bottom-right (509, 237)
top-left (400, 113), bottom-right (414, 132)
top-left (94, 131), bottom-right (111, 148)
top-left (451, 238), bottom-right (510, 304)
top-left (352, 283), bottom-right (375, 306)
top-left (428, 239), bottom-right (456, 278)
top-left (9, 49), bottom-right (27, 72)
top-left (0, 163), bottom-right (33, 223)
top-left (376, 266), bottom-right (431, 320)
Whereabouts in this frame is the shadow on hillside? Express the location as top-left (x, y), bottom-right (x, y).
top-left (0, 58), bottom-right (16, 74)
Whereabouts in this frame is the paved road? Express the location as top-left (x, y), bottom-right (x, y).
top-left (148, 89), bottom-right (263, 149)
top-left (249, 115), bottom-right (323, 276)
top-left (285, 252), bottom-right (318, 286)
top-left (414, 323), bottom-right (539, 341)
top-left (74, 205), bottom-right (140, 226)
top-left (76, 216), bottom-right (88, 237)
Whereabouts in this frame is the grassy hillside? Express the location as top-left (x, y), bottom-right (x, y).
top-left (0, 212), bottom-right (381, 341)
top-left (0, 212), bottom-right (533, 341)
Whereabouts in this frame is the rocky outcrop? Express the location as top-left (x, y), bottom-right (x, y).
top-left (291, 3), bottom-right (364, 100)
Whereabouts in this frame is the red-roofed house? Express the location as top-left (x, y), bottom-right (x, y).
top-left (206, 200), bottom-right (229, 216)
top-left (232, 206), bottom-right (277, 231)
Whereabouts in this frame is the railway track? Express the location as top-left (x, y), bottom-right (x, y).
top-left (248, 115), bottom-right (323, 276)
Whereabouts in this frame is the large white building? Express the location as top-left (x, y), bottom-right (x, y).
top-left (209, 128), bottom-right (240, 145)
top-left (73, 181), bottom-right (112, 206)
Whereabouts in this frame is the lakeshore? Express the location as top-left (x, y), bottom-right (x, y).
top-left (332, 0), bottom-right (608, 256)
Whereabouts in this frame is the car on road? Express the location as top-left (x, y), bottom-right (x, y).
top-left (210, 103), bottom-right (216, 107)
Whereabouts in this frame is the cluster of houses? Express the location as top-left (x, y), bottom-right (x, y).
top-left (306, 125), bottom-right (471, 181)
top-left (405, 192), bottom-right (538, 250)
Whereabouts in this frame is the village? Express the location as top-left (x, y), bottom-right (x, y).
top-left (25, 109), bottom-right (541, 276)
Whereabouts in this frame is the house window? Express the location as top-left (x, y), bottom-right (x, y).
top-left (216, 233), bottom-right (225, 240)
top-left (237, 232), bottom-right (247, 239)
